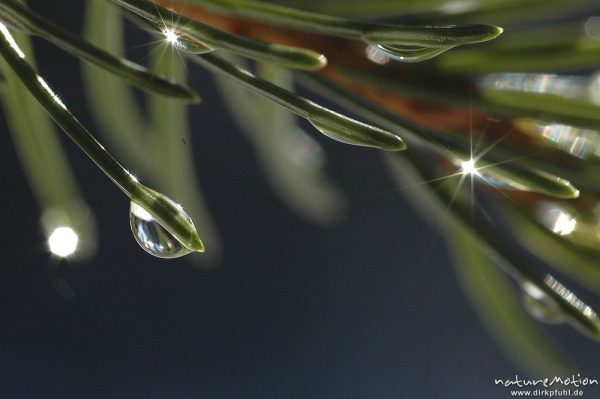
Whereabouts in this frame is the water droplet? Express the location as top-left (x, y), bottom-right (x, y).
top-left (163, 29), bottom-right (179, 44)
top-left (365, 44), bottom-right (390, 65)
top-left (455, 157), bottom-right (578, 198)
top-left (453, 158), bottom-right (519, 189)
top-left (175, 36), bottom-right (213, 54)
top-left (129, 201), bottom-right (193, 258)
top-left (521, 281), bottom-right (564, 324)
top-left (308, 118), bottom-right (357, 146)
top-left (460, 159), bottom-right (479, 176)
top-left (535, 202), bottom-right (577, 236)
top-left (308, 116), bottom-right (404, 151)
top-left (163, 29), bottom-right (213, 54)
top-left (369, 42), bottom-right (453, 63)
top-left (544, 275), bottom-right (598, 321)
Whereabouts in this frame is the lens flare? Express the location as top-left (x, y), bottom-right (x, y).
top-left (48, 227), bottom-right (79, 257)
top-left (163, 29), bottom-right (179, 45)
top-left (460, 159), bottom-right (480, 176)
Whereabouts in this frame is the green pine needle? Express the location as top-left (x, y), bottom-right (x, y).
top-left (0, 20), bottom-right (204, 253)
top-left (111, 0), bottom-right (328, 70)
top-left (0, 0), bottom-right (200, 101)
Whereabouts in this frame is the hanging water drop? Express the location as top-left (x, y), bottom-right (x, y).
top-left (450, 155), bottom-right (579, 198)
top-left (309, 118), bottom-right (357, 146)
top-left (365, 44), bottom-right (390, 65)
top-left (129, 201), bottom-right (194, 258)
top-left (535, 202), bottom-right (577, 236)
top-left (454, 157), bottom-right (514, 189)
top-left (162, 28), bottom-right (213, 54)
top-left (175, 35), bottom-right (213, 54)
top-left (367, 42), bottom-right (453, 63)
top-left (308, 115), bottom-right (405, 151)
top-left (520, 281), bottom-right (564, 324)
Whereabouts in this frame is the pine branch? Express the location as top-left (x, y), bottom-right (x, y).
top-left (0, 0), bottom-right (199, 100)
top-left (0, 21), bottom-right (204, 254)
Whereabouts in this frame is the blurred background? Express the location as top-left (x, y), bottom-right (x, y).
top-left (1, 1), bottom-right (600, 398)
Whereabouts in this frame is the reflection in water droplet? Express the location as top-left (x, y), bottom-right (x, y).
top-left (535, 202), bottom-right (577, 236)
top-left (129, 201), bottom-right (193, 258)
top-left (369, 42), bottom-right (452, 63)
top-left (521, 281), bottom-right (564, 324)
top-left (365, 44), bottom-right (390, 65)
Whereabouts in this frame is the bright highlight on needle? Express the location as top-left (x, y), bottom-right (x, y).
top-left (163, 29), bottom-right (179, 45)
top-left (48, 227), bottom-right (79, 258)
top-left (460, 159), bottom-right (480, 176)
